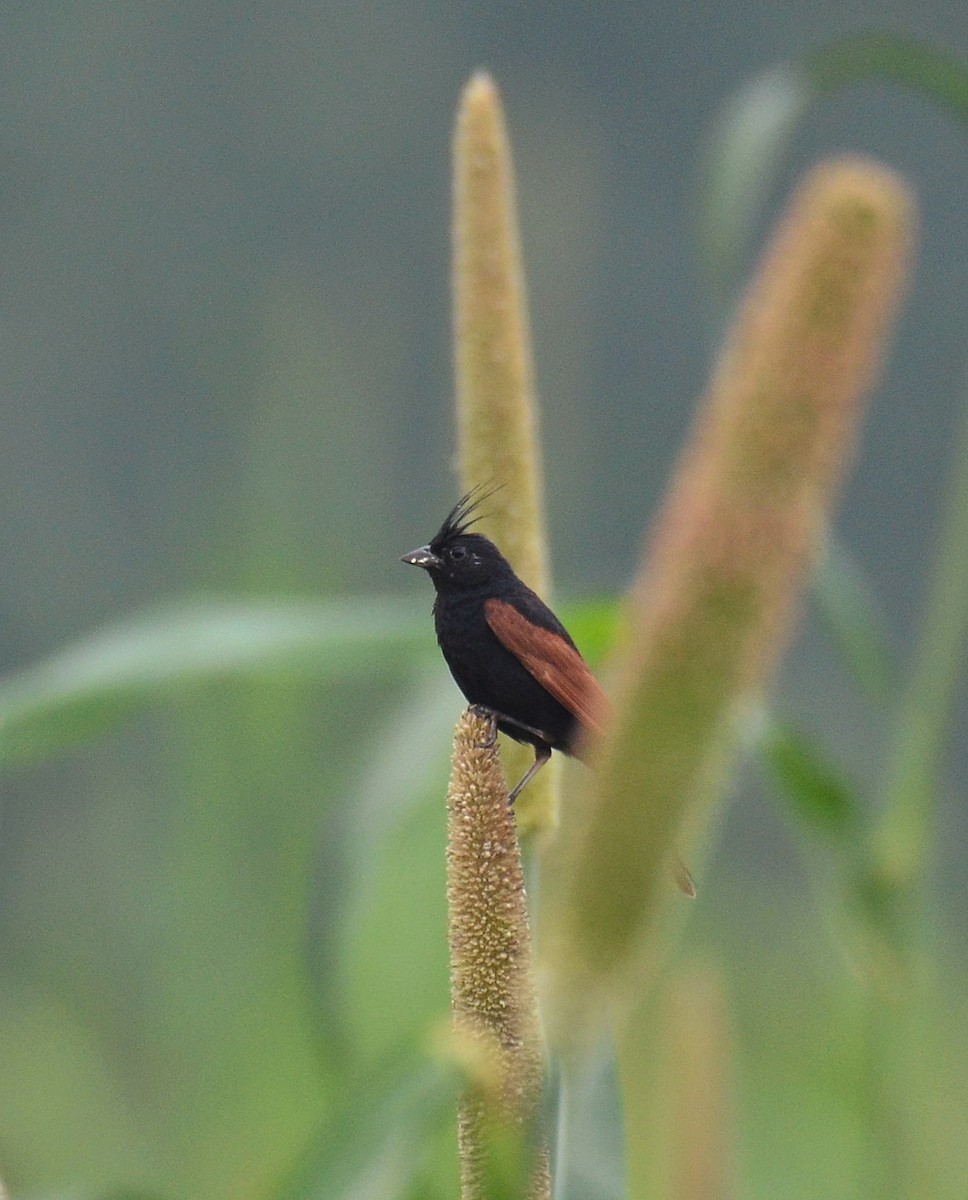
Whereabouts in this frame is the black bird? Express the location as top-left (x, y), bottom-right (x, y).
top-left (402, 490), bottom-right (610, 802)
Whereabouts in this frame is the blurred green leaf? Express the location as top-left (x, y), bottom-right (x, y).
top-left (808, 33), bottom-right (968, 123)
top-left (758, 715), bottom-right (863, 840)
top-left (873, 364), bottom-right (968, 891)
top-left (699, 62), bottom-right (813, 304)
top-left (15, 1193), bottom-right (169, 1200)
top-left (553, 1045), bottom-right (625, 1200)
top-left (813, 537), bottom-right (895, 700)
top-left (0, 598), bottom-right (431, 765)
top-left (701, 36), bottom-right (968, 307)
top-left (270, 1057), bottom-right (456, 1200)
top-left (0, 596), bottom-right (615, 770)
top-left (307, 668), bottom-right (455, 1062)
top-left (558, 597), bottom-right (621, 664)
top-left (96, 1192), bottom-right (170, 1200)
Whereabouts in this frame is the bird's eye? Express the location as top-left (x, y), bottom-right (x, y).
top-left (449, 544), bottom-right (467, 561)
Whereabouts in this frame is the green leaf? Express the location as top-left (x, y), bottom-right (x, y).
top-left (758, 715), bottom-right (863, 840)
top-left (808, 33), bottom-right (968, 124)
top-left (0, 595), bottom-right (616, 770)
top-left (699, 62), bottom-right (813, 305)
top-left (812, 537), bottom-right (895, 700)
top-left (269, 1057), bottom-right (457, 1200)
top-left (873, 362), bottom-right (968, 888)
top-left (701, 37), bottom-right (968, 307)
top-left (552, 1045), bottom-right (625, 1200)
top-left (17, 1193), bottom-right (169, 1200)
top-left (307, 669), bottom-right (456, 1062)
top-left (0, 598), bottom-right (431, 766)
top-left (558, 597), bottom-right (621, 664)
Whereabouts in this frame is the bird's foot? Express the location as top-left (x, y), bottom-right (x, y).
top-left (467, 704), bottom-right (498, 748)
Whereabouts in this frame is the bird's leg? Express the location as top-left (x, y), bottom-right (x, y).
top-left (467, 704), bottom-right (498, 748)
top-left (507, 744), bottom-right (552, 806)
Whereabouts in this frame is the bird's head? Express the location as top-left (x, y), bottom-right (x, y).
top-left (401, 489), bottom-right (512, 591)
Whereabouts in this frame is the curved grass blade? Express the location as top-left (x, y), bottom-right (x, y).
top-left (807, 33), bottom-right (968, 122)
top-left (0, 598), bottom-right (431, 766)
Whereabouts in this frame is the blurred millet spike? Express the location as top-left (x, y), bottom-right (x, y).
top-left (543, 156), bottom-right (915, 1047)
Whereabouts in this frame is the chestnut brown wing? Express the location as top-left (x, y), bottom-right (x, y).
top-left (484, 597), bottom-right (611, 736)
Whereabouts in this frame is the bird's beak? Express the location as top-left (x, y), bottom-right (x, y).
top-left (401, 544), bottom-right (443, 570)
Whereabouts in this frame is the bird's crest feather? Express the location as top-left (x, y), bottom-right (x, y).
top-left (432, 483), bottom-right (501, 548)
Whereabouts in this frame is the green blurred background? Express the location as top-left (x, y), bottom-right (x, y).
top-left (0, 5), bottom-right (966, 1199)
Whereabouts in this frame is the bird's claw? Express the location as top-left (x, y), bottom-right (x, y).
top-left (467, 704), bottom-right (498, 748)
